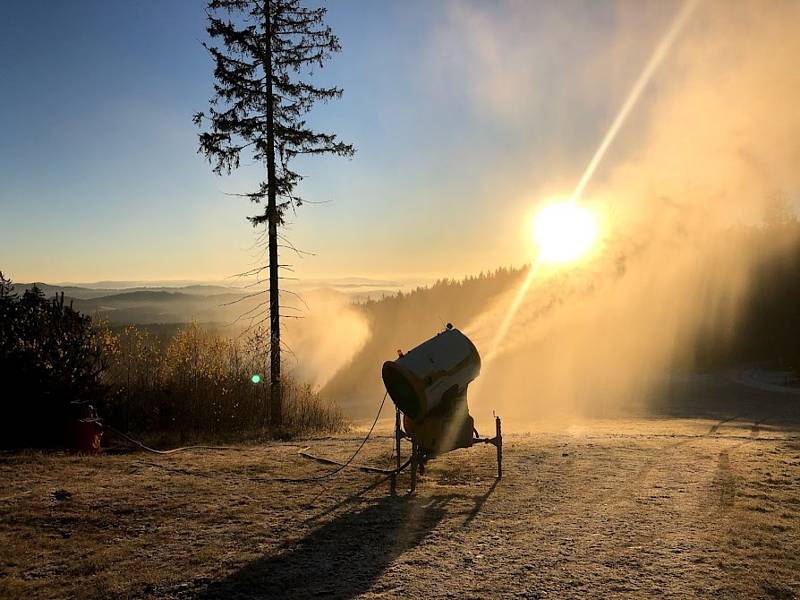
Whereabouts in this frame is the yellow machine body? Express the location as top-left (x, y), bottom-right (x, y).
top-left (403, 410), bottom-right (474, 455)
top-left (382, 327), bottom-right (480, 422)
top-left (384, 326), bottom-right (502, 492)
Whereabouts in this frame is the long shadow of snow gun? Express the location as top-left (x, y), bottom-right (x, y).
top-left (382, 324), bottom-right (502, 492)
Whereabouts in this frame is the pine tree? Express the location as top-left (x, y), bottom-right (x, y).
top-left (194, 0), bottom-right (354, 426)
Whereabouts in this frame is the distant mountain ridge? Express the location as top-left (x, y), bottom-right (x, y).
top-left (13, 282), bottom-right (245, 299)
top-left (46, 275), bottom-right (428, 290)
top-left (11, 275), bottom-right (434, 304)
top-left (8, 278), bottom-right (420, 324)
top-left (9, 282), bottom-right (258, 324)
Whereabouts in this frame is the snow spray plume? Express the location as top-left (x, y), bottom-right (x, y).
top-left (283, 289), bottom-right (370, 388)
top-left (464, 0), bottom-right (800, 421)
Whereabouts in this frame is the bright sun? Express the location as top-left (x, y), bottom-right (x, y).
top-left (532, 201), bottom-right (599, 264)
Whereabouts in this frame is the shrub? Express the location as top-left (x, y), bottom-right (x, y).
top-left (101, 322), bottom-right (346, 443)
top-left (0, 272), bottom-right (346, 447)
top-left (0, 273), bottom-right (108, 447)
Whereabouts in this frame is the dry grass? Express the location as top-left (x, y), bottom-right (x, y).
top-left (1, 417), bottom-right (799, 599)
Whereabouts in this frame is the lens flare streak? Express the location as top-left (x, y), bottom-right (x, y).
top-left (484, 259), bottom-right (541, 364)
top-left (482, 0), bottom-right (698, 368)
top-left (569, 0), bottom-right (699, 205)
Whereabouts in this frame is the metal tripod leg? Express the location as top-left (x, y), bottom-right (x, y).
top-left (495, 415), bottom-right (503, 479)
top-left (391, 408), bottom-right (402, 495)
top-left (410, 435), bottom-right (418, 493)
top-left (395, 408), bottom-right (402, 472)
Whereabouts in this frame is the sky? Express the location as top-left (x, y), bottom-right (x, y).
top-left (0, 0), bottom-right (682, 284)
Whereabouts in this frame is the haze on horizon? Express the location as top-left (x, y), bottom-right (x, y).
top-left (0, 0), bottom-right (726, 284)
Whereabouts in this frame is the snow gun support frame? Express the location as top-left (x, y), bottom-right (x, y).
top-left (392, 408), bottom-right (503, 493)
top-left (383, 325), bottom-right (503, 493)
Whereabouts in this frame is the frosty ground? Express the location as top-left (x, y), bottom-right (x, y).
top-left (2, 377), bottom-right (800, 599)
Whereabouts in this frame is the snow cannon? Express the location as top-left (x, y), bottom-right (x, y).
top-left (382, 325), bottom-right (481, 422)
top-left (383, 324), bottom-right (502, 492)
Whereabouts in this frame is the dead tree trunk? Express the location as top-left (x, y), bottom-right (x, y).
top-left (264, 0), bottom-right (281, 427)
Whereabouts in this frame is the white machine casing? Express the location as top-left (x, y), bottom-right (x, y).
top-left (382, 327), bottom-right (481, 421)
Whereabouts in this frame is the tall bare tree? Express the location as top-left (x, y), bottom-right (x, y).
top-left (194, 0), bottom-right (354, 426)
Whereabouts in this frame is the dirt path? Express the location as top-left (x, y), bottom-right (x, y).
top-left (2, 418), bottom-right (799, 599)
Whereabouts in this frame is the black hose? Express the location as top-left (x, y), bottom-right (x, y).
top-left (105, 426), bottom-right (237, 454)
top-left (267, 392), bottom-right (389, 482)
top-left (107, 392), bottom-right (403, 483)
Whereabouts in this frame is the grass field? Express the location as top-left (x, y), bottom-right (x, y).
top-left (2, 409), bottom-right (799, 599)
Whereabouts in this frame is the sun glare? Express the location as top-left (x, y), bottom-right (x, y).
top-left (532, 201), bottom-right (599, 264)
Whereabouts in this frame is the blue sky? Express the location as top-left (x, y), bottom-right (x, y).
top-left (0, 0), bottom-right (678, 283)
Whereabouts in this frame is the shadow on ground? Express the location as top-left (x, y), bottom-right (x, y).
top-left (198, 493), bottom-right (451, 599)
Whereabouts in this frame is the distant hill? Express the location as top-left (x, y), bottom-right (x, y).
top-left (9, 282), bottom-right (378, 326)
top-left (9, 284), bottom-right (256, 324)
top-left (54, 279), bottom-right (240, 290)
top-left (70, 290), bottom-right (259, 325)
top-left (39, 275), bottom-right (433, 293)
top-left (8, 276), bottom-right (435, 324)
top-left (12, 282), bottom-right (245, 299)
top-left (11, 282), bottom-right (117, 300)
